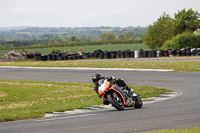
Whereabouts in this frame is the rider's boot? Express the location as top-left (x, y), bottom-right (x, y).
top-left (125, 98), bottom-right (135, 107)
top-left (125, 85), bottom-right (134, 95)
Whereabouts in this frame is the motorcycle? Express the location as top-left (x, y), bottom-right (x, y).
top-left (98, 79), bottom-right (143, 110)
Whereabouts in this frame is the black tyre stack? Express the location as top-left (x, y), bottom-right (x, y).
top-left (34, 53), bottom-right (42, 61)
top-left (41, 55), bottom-right (48, 61)
top-left (24, 47), bottom-right (200, 61)
top-left (143, 51), bottom-right (148, 58)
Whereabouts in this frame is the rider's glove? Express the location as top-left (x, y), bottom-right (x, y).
top-left (107, 76), bottom-right (112, 81)
top-left (98, 94), bottom-right (102, 98)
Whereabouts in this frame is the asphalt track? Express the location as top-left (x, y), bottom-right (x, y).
top-left (0, 67), bottom-right (200, 133)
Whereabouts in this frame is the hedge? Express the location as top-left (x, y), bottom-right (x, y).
top-left (0, 39), bottom-right (142, 50)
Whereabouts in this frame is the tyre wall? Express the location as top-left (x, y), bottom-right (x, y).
top-left (26, 48), bottom-right (200, 61)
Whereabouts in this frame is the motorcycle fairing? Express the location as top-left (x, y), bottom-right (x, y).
top-left (98, 79), bottom-right (110, 95)
top-left (104, 85), bottom-right (126, 106)
top-left (98, 79), bottom-right (126, 106)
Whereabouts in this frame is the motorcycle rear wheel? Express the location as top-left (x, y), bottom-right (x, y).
top-left (107, 92), bottom-right (124, 110)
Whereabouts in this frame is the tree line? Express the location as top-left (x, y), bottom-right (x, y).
top-left (143, 8), bottom-right (200, 50)
top-left (0, 27), bottom-right (147, 48)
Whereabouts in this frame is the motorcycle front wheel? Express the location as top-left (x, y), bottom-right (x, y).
top-left (107, 92), bottom-right (124, 110)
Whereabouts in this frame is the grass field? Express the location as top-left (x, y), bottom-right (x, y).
top-left (0, 80), bottom-right (198, 132)
top-left (0, 60), bottom-right (200, 72)
top-left (146, 127), bottom-right (200, 133)
top-left (0, 79), bottom-right (168, 122)
top-left (0, 49), bottom-right (11, 57)
top-left (0, 43), bottom-right (147, 57)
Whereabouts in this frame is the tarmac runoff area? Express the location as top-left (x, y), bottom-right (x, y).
top-left (44, 91), bottom-right (182, 118)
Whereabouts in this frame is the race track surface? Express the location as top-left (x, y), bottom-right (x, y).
top-left (0, 67), bottom-right (200, 133)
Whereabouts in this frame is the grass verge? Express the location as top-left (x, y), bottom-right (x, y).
top-left (146, 127), bottom-right (200, 133)
top-left (0, 60), bottom-right (200, 72)
top-left (0, 79), bottom-right (168, 122)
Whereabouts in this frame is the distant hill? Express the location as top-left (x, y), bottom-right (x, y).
top-left (0, 26), bottom-right (147, 41)
top-left (0, 26), bottom-right (28, 31)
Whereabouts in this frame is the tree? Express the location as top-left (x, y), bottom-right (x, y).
top-left (71, 36), bottom-right (77, 42)
top-left (174, 8), bottom-right (200, 34)
top-left (124, 31), bottom-right (135, 40)
top-left (79, 35), bottom-right (90, 42)
top-left (143, 13), bottom-right (175, 49)
top-left (48, 38), bottom-right (57, 45)
top-left (99, 32), bottom-right (115, 41)
top-left (116, 34), bottom-right (125, 40)
top-left (4, 44), bottom-right (14, 47)
top-left (162, 32), bottom-right (200, 49)
top-left (194, 28), bottom-right (200, 36)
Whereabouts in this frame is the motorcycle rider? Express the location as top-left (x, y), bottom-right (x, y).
top-left (92, 73), bottom-right (134, 106)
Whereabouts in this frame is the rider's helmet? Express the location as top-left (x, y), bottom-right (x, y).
top-left (92, 73), bottom-right (102, 85)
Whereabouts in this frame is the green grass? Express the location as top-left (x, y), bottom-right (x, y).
top-left (0, 49), bottom-right (12, 57)
top-left (0, 79), bottom-right (168, 122)
top-left (146, 127), bottom-right (200, 133)
top-left (0, 43), bottom-right (147, 57)
top-left (0, 60), bottom-right (200, 72)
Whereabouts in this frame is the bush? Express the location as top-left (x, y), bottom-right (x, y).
top-left (162, 32), bottom-right (200, 49)
top-left (51, 48), bottom-right (61, 54)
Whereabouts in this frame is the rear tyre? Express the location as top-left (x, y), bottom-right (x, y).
top-left (134, 97), bottom-right (143, 109)
top-left (107, 92), bottom-right (124, 110)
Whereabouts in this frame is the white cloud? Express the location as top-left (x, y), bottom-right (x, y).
top-left (12, 8), bottom-right (30, 14)
top-left (0, 0), bottom-right (200, 27)
top-left (115, 8), bottom-right (129, 16)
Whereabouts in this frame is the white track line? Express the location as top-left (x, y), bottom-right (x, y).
top-left (43, 91), bottom-right (183, 117)
top-left (0, 66), bottom-right (173, 72)
top-left (35, 114), bottom-right (96, 122)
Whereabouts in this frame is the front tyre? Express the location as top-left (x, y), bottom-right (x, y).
top-left (107, 93), bottom-right (124, 110)
top-left (134, 97), bottom-right (143, 109)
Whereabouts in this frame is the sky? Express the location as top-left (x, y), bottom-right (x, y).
top-left (0, 0), bottom-right (200, 27)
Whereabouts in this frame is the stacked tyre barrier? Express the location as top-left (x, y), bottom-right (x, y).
top-left (26, 48), bottom-right (200, 61)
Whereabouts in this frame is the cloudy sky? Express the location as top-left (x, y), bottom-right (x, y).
top-left (0, 0), bottom-right (200, 27)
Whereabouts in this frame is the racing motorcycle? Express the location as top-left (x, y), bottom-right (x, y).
top-left (98, 79), bottom-right (143, 110)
